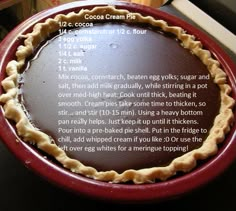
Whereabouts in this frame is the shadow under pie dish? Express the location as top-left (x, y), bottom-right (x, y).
top-left (0, 1), bottom-right (235, 202)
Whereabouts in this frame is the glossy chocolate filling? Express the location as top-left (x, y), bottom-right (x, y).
top-left (21, 23), bottom-right (220, 173)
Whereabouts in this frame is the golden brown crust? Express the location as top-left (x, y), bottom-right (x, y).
top-left (0, 6), bottom-right (235, 184)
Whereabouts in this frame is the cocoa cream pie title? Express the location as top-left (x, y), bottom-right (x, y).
top-left (84, 13), bottom-right (136, 20)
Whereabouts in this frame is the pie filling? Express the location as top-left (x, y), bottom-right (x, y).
top-left (21, 23), bottom-right (221, 172)
top-left (0, 6), bottom-right (234, 183)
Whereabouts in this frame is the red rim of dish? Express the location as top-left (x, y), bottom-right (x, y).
top-left (0, 1), bottom-right (235, 203)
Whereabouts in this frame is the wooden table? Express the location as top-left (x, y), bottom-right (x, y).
top-left (0, 0), bottom-right (32, 19)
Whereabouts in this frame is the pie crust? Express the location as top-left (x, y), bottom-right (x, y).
top-left (0, 6), bottom-right (234, 184)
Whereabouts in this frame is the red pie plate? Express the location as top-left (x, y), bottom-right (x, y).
top-left (0, 1), bottom-right (235, 203)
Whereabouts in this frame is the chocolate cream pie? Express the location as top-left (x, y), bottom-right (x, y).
top-left (0, 5), bottom-right (234, 184)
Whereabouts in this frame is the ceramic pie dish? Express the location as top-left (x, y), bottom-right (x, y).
top-left (0, 1), bottom-right (235, 203)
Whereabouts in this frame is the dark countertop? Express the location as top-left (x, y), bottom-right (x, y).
top-left (189, 0), bottom-right (236, 35)
top-left (0, 2), bottom-right (236, 210)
